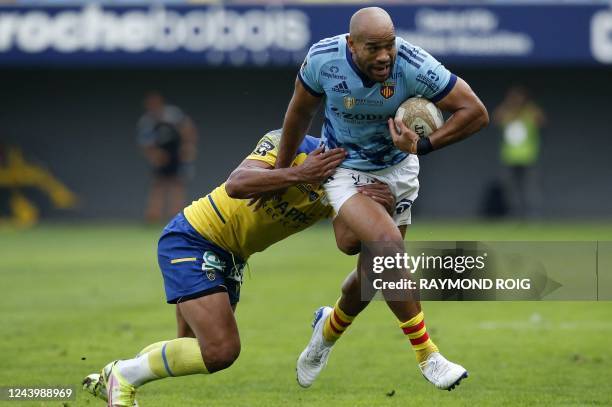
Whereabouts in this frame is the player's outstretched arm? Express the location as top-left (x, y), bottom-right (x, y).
top-left (429, 77), bottom-right (489, 150)
top-left (225, 147), bottom-right (345, 199)
top-left (276, 78), bottom-right (323, 169)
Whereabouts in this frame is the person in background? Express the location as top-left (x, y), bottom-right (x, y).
top-left (137, 91), bottom-right (198, 223)
top-left (493, 86), bottom-right (546, 219)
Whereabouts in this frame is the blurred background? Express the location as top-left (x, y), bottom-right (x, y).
top-left (1, 3), bottom-right (612, 405)
top-left (1, 0), bottom-right (611, 225)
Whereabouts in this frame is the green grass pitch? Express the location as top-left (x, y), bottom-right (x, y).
top-left (1, 221), bottom-right (611, 406)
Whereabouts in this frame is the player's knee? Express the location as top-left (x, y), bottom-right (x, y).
top-left (177, 323), bottom-right (196, 338)
top-left (336, 238), bottom-right (360, 255)
top-left (203, 341), bottom-right (241, 373)
top-left (374, 229), bottom-right (403, 242)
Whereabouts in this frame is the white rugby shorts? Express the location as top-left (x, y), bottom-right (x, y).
top-left (324, 155), bottom-right (420, 226)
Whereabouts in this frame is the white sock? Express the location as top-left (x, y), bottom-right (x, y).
top-left (116, 354), bottom-right (159, 387)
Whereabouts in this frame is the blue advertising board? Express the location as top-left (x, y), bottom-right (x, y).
top-left (0, 4), bottom-right (611, 66)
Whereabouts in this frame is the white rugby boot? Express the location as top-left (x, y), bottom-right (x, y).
top-left (296, 306), bottom-right (334, 388)
top-left (419, 352), bottom-right (468, 391)
top-left (102, 361), bottom-right (139, 406)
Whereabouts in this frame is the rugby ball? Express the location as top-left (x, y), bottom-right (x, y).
top-left (395, 97), bottom-right (444, 138)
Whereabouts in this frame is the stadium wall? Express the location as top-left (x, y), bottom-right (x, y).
top-left (2, 66), bottom-right (611, 220)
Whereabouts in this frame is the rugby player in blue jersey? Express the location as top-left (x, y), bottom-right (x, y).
top-left (276, 7), bottom-right (489, 390)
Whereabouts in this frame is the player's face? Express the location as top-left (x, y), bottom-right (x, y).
top-left (352, 33), bottom-right (396, 82)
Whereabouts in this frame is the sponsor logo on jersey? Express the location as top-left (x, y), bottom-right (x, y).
top-left (344, 98), bottom-right (384, 109)
top-left (253, 140), bottom-right (274, 156)
top-left (295, 183), bottom-right (324, 204)
top-left (416, 70), bottom-right (440, 92)
top-left (321, 70), bottom-right (347, 80)
top-left (380, 80), bottom-right (395, 99)
top-left (264, 199), bottom-right (315, 225)
top-left (343, 96), bottom-right (356, 109)
top-left (330, 106), bottom-right (387, 123)
top-left (331, 81), bottom-right (351, 94)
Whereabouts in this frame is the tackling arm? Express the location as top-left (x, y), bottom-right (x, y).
top-left (225, 146), bottom-right (345, 199)
top-left (276, 78), bottom-right (323, 169)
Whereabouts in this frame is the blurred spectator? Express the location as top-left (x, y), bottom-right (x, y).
top-left (493, 86), bottom-right (546, 219)
top-left (137, 91), bottom-right (198, 223)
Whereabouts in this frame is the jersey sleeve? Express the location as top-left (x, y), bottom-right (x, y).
top-left (244, 130), bottom-right (282, 167)
top-left (297, 46), bottom-right (325, 97)
top-left (399, 43), bottom-right (457, 103)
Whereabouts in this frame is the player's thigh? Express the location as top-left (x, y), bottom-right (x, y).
top-left (379, 156), bottom-right (419, 227)
top-left (178, 292), bottom-right (240, 356)
top-left (175, 301), bottom-right (237, 338)
top-left (175, 305), bottom-right (195, 338)
top-left (338, 193), bottom-right (402, 242)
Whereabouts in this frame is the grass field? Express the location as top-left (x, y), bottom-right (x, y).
top-left (1, 221), bottom-right (612, 406)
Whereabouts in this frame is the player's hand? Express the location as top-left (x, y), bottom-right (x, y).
top-left (388, 117), bottom-right (419, 154)
top-left (358, 182), bottom-right (396, 215)
top-left (296, 146), bottom-right (346, 184)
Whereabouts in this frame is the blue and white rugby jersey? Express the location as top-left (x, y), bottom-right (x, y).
top-left (298, 34), bottom-right (457, 171)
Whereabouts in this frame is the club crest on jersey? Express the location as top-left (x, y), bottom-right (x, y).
top-left (380, 81), bottom-right (395, 99)
top-left (343, 96), bottom-right (356, 109)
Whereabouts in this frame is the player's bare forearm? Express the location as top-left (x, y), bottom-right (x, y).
top-left (226, 147), bottom-right (345, 199)
top-left (225, 162), bottom-right (301, 199)
top-left (430, 77), bottom-right (489, 150)
top-left (277, 78), bottom-right (322, 169)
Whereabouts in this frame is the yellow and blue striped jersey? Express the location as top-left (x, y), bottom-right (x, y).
top-left (183, 130), bottom-right (333, 261)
